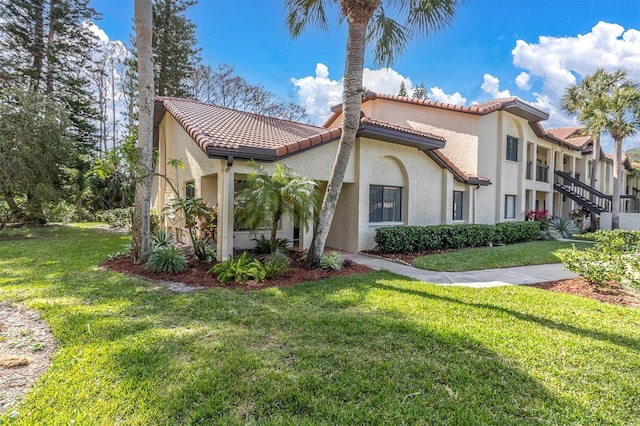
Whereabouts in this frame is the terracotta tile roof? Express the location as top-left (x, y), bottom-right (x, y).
top-left (546, 127), bottom-right (592, 150)
top-left (426, 149), bottom-right (491, 186)
top-left (324, 91), bottom-right (549, 127)
top-left (546, 127), bottom-right (583, 140)
top-left (360, 116), bottom-right (446, 142)
top-left (157, 97), bottom-right (327, 155)
top-left (605, 153), bottom-right (634, 169)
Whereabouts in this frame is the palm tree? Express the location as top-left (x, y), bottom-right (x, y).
top-left (235, 162), bottom-right (318, 254)
top-left (285, 0), bottom-right (459, 266)
top-left (562, 69), bottom-right (630, 231)
top-left (131, 0), bottom-right (154, 263)
top-left (562, 70), bottom-right (628, 188)
top-left (582, 81), bottom-right (640, 229)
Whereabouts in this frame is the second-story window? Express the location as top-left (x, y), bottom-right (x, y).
top-left (506, 136), bottom-right (518, 162)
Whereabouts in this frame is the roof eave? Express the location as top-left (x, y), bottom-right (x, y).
top-left (357, 122), bottom-right (446, 150)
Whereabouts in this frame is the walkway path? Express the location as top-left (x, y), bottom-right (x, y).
top-left (349, 253), bottom-right (578, 288)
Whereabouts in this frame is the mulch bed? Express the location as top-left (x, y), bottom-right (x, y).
top-left (102, 251), bottom-right (372, 291)
top-left (532, 278), bottom-right (640, 309)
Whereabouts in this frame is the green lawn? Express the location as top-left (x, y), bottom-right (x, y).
top-left (412, 240), bottom-right (593, 272)
top-left (1, 225), bottom-right (639, 425)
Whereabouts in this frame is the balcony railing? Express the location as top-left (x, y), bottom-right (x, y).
top-left (536, 164), bottom-right (549, 183)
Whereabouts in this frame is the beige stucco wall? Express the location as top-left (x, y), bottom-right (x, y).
top-left (354, 137), bottom-right (448, 251)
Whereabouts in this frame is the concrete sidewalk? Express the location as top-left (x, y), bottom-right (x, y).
top-left (349, 253), bottom-right (578, 288)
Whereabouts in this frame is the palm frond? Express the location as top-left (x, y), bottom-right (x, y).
top-left (401, 0), bottom-right (459, 37)
top-left (368, 8), bottom-right (409, 68)
top-left (285, 0), bottom-right (332, 37)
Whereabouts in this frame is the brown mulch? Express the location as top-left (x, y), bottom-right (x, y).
top-left (532, 278), bottom-right (640, 309)
top-left (102, 251), bottom-right (372, 291)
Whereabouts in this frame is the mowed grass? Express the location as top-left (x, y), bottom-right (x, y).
top-left (413, 240), bottom-right (593, 272)
top-left (1, 225), bottom-right (639, 425)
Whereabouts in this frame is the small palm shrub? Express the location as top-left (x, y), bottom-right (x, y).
top-left (146, 246), bottom-right (188, 274)
top-left (252, 235), bottom-right (290, 254)
top-left (544, 217), bottom-right (581, 240)
top-left (320, 251), bottom-right (344, 271)
top-left (263, 250), bottom-right (291, 279)
top-left (208, 251), bottom-right (266, 284)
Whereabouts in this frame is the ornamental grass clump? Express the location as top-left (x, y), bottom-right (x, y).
top-left (145, 246), bottom-right (188, 274)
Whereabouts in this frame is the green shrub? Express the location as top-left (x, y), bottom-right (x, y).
top-left (374, 224), bottom-right (496, 253)
top-left (263, 250), bottom-right (291, 279)
top-left (193, 237), bottom-right (216, 262)
top-left (557, 230), bottom-right (640, 289)
top-left (150, 229), bottom-right (175, 252)
top-left (145, 246), bottom-right (188, 274)
top-left (102, 207), bottom-right (133, 230)
top-left (208, 251), bottom-right (265, 284)
top-left (494, 221), bottom-right (539, 245)
top-left (546, 217), bottom-right (581, 240)
top-left (252, 235), bottom-right (290, 254)
top-left (150, 209), bottom-right (160, 234)
top-left (320, 251), bottom-right (344, 271)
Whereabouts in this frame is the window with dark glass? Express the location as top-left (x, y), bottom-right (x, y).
top-left (185, 181), bottom-right (196, 198)
top-left (505, 194), bottom-right (516, 219)
top-left (369, 185), bottom-right (401, 222)
top-left (506, 136), bottom-right (518, 162)
top-left (452, 191), bottom-right (464, 221)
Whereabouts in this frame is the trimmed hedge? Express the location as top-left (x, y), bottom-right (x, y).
top-left (494, 221), bottom-right (540, 245)
top-left (374, 221), bottom-right (540, 253)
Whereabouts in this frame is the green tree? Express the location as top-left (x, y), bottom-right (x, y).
top-left (412, 82), bottom-right (428, 100)
top-left (397, 81), bottom-right (407, 97)
top-left (153, 0), bottom-right (201, 97)
top-left (285, 0), bottom-right (459, 266)
top-left (582, 81), bottom-right (640, 230)
top-left (235, 162), bottom-right (318, 254)
top-left (562, 69), bottom-right (630, 201)
top-left (0, 86), bottom-right (75, 224)
top-left (0, 0), bottom-right (100, 154)
top-left (131, 0), bottom-right (155, 263)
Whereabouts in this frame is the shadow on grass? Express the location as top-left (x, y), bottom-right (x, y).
top-left (370, 278), bottom-right (640, 352)
top-left (0, 227), bottom-right (622, 424)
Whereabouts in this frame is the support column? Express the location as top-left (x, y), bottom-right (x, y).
top-left (216, 165), bottom-right (234, 261)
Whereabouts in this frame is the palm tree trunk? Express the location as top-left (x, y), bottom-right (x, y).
top-left (270, 213), bottom-right (280, 253)
top-left (589, 135), bottom-right (600, 231)
top-left (131, 0), bottom-right (154, 263)
top-left (306, 20), bottom-right (367, 267)
top-left (611, 137), bottom-right (622, 230)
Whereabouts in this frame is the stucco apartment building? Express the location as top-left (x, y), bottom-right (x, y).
top-left (152, 93), bottom-right (639, 261)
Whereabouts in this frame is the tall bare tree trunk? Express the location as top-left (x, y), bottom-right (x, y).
top-left (611, 137), bottom-right (622, 230)
top-left (131, 0), bottom-right (154, 263)
top-left (306, 2), bottom-right (376, 267)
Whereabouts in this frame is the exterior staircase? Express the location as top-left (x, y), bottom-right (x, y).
top-left (553, 170), bottom-right (639, 214)
top-left (554, 170), bottom-right (610, 214)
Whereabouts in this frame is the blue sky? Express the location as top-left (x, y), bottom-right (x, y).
top-left (93, 0), bottom-right (640, 150)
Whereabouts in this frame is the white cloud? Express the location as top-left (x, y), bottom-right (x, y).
top-left (515, 72), bottom-right (531, 90)
top-left (511, 21), bottom-right (640, 145)
top-left (291, 63), bottom-right (343, 125)
top-left (480, 74), bottom-right (511, 98)
top-left (429, 87), bottom-right (466, 105)
top-left (292, 63), bottom-right (468, 124)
